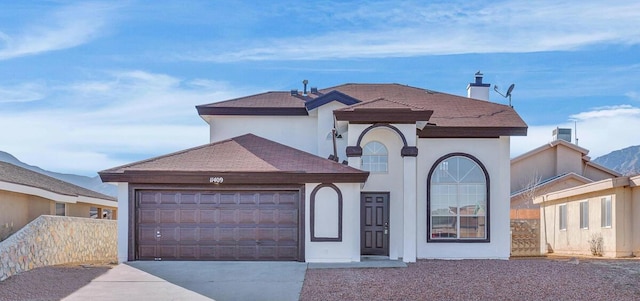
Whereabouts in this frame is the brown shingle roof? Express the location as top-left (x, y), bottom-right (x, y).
top-left (99, 134), bottom-right (368, 184)
top-left (0, 161), bottom-right (116, 201)
top-left (197, 83), bottom-right (527, 131)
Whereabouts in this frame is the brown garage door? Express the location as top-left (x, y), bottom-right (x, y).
top-left (136, 189), bottom-right (301, 261)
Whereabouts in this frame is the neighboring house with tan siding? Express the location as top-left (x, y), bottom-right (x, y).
top-left (534, 175), bottom-right (640, 257)
top-left (510, 129), bottom-right (619, 213)
top-left (0, 162), bottom-right (117, 239)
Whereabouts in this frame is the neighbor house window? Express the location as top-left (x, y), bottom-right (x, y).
top-left (362, 141), bottom-right (388, 173)
top-left (579, 201), bottom-right (589, 229)
top-left (55, 203), bottom-right (66, 216)
top-left (558, 204), bottom-right (567, 230)
top-left (428, 153), bottom-right (488, 241)
top-left (601, 196), bottom-right (612, 228)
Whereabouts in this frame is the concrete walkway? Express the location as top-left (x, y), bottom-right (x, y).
top-left (64, 261), bottom-right (308, 301)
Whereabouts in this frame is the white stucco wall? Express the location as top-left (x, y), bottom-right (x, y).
top-left (416, 137), bottom-right (511, 259)
top-left (314, 102), bottom-right (348, 162)
top-left (117, 183), bottom-right (129, 263)
top-left (305, 183), bottom-right (361, 262)
top-left (208, 116), bottom-right (318, 155)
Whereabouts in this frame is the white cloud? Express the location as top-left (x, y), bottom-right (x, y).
top-left (0, 82), bottom-right (46, 103)
top-left (179, 1), bottom-right (640, 62)
top-left (512, 104), bottom-right (640, 159)
top-left (0, 70), bottom-right (252, 175)
top-left (0, 2), bottom-right (116, 60)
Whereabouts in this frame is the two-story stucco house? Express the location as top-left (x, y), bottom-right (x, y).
top-left (100, 72), bottom-right (527, 263)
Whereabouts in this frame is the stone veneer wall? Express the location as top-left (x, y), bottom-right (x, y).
top-left (0, 215), bottom-right (117, 281)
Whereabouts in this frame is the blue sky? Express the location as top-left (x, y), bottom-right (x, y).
top-left (1, 0), bottom-right (639, 176)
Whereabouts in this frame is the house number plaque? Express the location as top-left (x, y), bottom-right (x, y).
top-left (209, 177), bottom-right (224, 184)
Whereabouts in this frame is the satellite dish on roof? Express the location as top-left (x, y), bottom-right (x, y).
top-left (494, 83), bottom-right (515, 107)
top-left (506, 84), bottom-right (515, 97)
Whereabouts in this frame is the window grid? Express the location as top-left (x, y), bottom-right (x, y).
top-left (429, 155), bottom-right (487, 240)
top-left (579, 201), bottom-right (589, 229)
top-left (601, 197), bottom-right (612, 228)
top-left (559, 204), bottom-right (567, 230)
top-left (362, 141), bottom-right (388, 173)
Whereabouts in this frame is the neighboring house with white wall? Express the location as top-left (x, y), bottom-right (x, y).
top-left (100, 72), bottom-right (528, 263)
top-left (0, 162), bottom-right (117, 239)
top-left (534, 175), bottom-right (640, 257)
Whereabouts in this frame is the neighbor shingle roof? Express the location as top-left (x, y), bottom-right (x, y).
top-left (99, 134), bottom-right (369, 184)
top-left (0, 161), bottom-right (116, 201)
top-left (196, 83), bottom-right (527, 131)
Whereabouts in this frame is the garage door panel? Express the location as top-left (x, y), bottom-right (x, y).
top-left (220, 193), bottom-right (237, 204)
top-left (200, 193), bottom-right (219, 204)
top-left (179, 227), bottom-right (199, 242)
top-left (239, 193), bottom-right (257, 204)
top-left (199, 210), bottom-right (218, 223)
top-left (180, 210), bottom-right (198, 223)
top-left (159, 210), bottom-right (178, 223)
top-left (139, 192), bottom-right (158, 204)
top-left (160, 193), bottom-right (177, 204)
top-left (219, 209), bottom-right (237, 223)
top-left (179, 193), bottom-right (198, 204)
top-left (137, 189), bottom-right (300, 261)
top-left (277, 210), bottom-right (297, 224)
top-left (138, 210), bottom-right (158, 223)
top-left (278, 193), bottom-right (298, 205)
top-left (239, 210), bottom-right (257, 223)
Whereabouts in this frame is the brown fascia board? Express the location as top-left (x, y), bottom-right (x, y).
top-left (418, 126), bottom-right (528, 138)
top-left (334, 108), bottom-right (433, 124)
top-left (99, 171), bottom-right (369, 185)
top-left (196, 106), bottom-right (309, 116)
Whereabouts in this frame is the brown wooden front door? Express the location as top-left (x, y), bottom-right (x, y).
top-left (361, 192), bottom-right (389, 256)
top-left (136, 189), bottom-right (302, 261)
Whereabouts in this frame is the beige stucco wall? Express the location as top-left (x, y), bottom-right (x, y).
top-left (632, 179), bottom-right (640, 255)
top-left (0, 190), bottom-right (52, 232)
top-left (539, 186), bottom-right (634, 257)
top-left (511, 146), bottom-right (557, 192)
top-left (555, 144), bottom-right (583, 176)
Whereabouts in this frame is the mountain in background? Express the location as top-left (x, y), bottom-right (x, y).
top-left (593, 145), bottom-right (640, 176)
top-left (0, 151), bottom-right (117, 197)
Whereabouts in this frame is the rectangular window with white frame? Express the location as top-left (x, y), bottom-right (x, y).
top-left (558, 204), bottom-right (567, 231)
top-left (579, 201), bottom-right (588, 229)
top-left (601, 196), bottom-right (612, 228)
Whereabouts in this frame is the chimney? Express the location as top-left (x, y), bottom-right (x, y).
top-left (467, 71), bottom-right (490, 101)
top-left (552, 128), bottom-right (572, 143)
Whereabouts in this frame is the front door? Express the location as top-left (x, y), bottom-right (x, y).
top-left (360, 192), bottom-right (389, 256)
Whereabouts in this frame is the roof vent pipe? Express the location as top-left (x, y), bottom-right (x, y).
top-left (302, 79), bottom-right (308, 96)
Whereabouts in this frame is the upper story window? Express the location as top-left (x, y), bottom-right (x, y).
top-left (428, 154), bottom-right (489, 242)
top-left (362, 141), bottom-right (388, 173)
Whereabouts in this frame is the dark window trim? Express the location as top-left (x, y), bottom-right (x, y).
top-left (346, 123), bottom-right (418, 158)
top-left (310, 183), bottom-right (343, 242)
top-left (426, 153), bottom-right (491, 243)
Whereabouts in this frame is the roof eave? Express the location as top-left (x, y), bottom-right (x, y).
top-left (99, 170), bottom-right (369, 185)
top-left (197, 106), bottom-right (309, 116)
top-left (419, 126), bottom-right (528, 138)
top-left (334, 109), bottom-right (433, 124)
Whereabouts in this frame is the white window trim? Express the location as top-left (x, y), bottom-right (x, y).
top-left (601, 196), bottom-right (612, 228)
top-left (361, 141), bottom-right (389, 174)
top-left (579, 201), bottom-right (589, 230)
top-left (558, 204), bottom-right (567, 231)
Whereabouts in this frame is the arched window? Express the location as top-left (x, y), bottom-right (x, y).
top-left (361, 141), bottom-right (388, 173)
top-left (427, 153), bottom-right (489, 242)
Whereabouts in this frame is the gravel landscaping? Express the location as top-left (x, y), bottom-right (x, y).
top-left (0, 264), bottom-right (111, 301)
top-left (301, 257), bottom-right (640, 301)
top-left (1, 257), bottom-right (638, 301)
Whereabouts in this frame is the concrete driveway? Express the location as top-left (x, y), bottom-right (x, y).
top-left (64, 261), bottom-right (308, 301)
